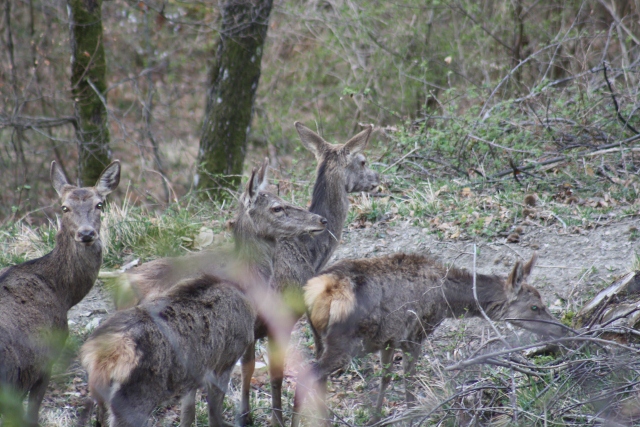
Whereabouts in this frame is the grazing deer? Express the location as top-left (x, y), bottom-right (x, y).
top-left (292, 253), bottom-right (566, 426)
top-left (81, 275), bottom-right (256, 427)
top-left (0, 161), bottom-right (120, 427)
top-left (85, 162), bottom-right (327, 427)
top-left (238, 122), bottom-right (380, 426)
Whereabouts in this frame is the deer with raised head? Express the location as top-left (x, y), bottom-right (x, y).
top-left (292, 253), bottom-right (567, 426)
top-left (238, 122), bottom-right (380, 426)
top-left (82, 161), bottom-right (328, 427)
top-left (0, 161), bottom-right (120, 427)
top-left (114, 156), bottom-right (330, 309)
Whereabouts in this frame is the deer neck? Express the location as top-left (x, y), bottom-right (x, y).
top-left (234, 234), bottom-right (276, 285)
top-left (306, 161), bottom-right (350, 270)
top-left (440, 272), bottom-right (508, 321)
top-left (47, 228), bottom-right (103, 310)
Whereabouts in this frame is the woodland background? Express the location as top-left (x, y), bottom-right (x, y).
top-left (1, 0), bottom-right (638, 223)
top-left (1, 1), bottom-right (640, 425)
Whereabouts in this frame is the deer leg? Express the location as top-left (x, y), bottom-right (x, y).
top-left (0, 385), bottom-right (25, 427)
top-left (178, 389), bottom-right (197, 427)
top-left (267, 330), bottom-right (292, 427)
top-left (108, 387), bottom-right (156, 427)
top-left (25, 373), bottom-right (50, 427)
top-left (402, 344), bottom-right (421, 407)
top-left (207, 371), bottom-right (233, 427)
top-left (95, 402), bottom-right (108, 427)
top-left (308, 320), bottom-right (324, 359)
top-left (292, 338), bottom-right (354, 427)
top-left (237, 341), bottom-right (256, 427)
top-left (370, 347), bottom-right (394, 425)
top-left (291, 363), bottom-right (330, 427)
top-left (74, 398), bottom-right (95, 427)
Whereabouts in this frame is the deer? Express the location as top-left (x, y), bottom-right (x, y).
top-left (82, 161), bottom-right (328, 427)
top-left (291, 252), bottom-right (567, 426)
top-left (80, 275), bottom-right (256, 427)
top-left (0, 160), bottom-right (120, 427)
top-left (113, 157), bottom-right (328, 310)
top-left (238, 122), bottom-right (380, 426)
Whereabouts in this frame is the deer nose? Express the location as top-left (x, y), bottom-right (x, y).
top-left (77, 229), bottom-right (97, 243)
top-left (320, 218), bottom-right (328, 225)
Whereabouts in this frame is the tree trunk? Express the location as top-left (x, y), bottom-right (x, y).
top-left (197, 0), bottom-right (273, 198)
top-left (68, 0), bottom-right (110, 186)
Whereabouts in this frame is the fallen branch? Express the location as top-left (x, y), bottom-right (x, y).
top-left (0, 115), bottom-right (77, 130)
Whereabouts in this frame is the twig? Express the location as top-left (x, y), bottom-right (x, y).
top-left (382, 147), bottom-right (419, 173)
top-left (587, 146), bottom-right (640, 156)
top-left (602, 62), bottom-right (639, 135)
top-left (468, 134), bottom-right (536, 154)
top-left (446, 335), bottom-right (640, 372)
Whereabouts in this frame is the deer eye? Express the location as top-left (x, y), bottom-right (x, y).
top-left (96, 202), bottom-right (104, 210)
top-left (531, 305), bottom-right (538, 311)
top-left (360, 160), bottom-right (366, 167)
top-left (271, 206), bottom-right (283, 213)
top-left (61, 206), bottom-right (69, 213)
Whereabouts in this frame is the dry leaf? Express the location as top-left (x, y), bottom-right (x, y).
top-left (194, 227), bottom-right (215, 250)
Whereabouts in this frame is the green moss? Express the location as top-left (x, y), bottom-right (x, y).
top-left (69, 0), bottom-right (110, 186)
top-left (197, 0), bottom-right (274, 200)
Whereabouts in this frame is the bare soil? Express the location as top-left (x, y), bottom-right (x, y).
top-left (39, 215), bottom-right (640, 426)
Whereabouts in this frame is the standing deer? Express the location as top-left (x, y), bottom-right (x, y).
top-left (116, 157), bottom-right (328, 310)
top-left (81, 275), bottom-right (256, 427)
top-left (238, 122), bottom-right (380, 426)
top-left (292, 253), bottom-right (567, 426)
top-left (0, 161), bottom-right (120, 427)
top-left (83, 161), bottom-right (328, 427)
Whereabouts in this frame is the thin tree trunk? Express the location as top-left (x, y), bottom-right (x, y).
top-left (197, 0), bottom-right (274, 198)
top-left (68, 0), bottom-right (110, 186)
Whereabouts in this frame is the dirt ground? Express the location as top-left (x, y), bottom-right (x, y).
top-left (39, 214), bottom-right (640, 426)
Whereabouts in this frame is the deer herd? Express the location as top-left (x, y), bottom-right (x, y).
top-left (0, 123), bottom-right (566, 427)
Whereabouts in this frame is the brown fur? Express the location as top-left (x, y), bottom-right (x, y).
top-left (292, 252), bottom-right (566, 427)
top-left (305, 274), bottom-right (356, 332)
top-left (82, 275), bottom-right (255, 427)
top-left (0, 161), bottom-right (120, 427)
top-left (81, 333), bottom-right (140, 403)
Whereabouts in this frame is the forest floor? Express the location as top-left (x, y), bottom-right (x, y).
top-left (38, 205), bottom-right (640, 426)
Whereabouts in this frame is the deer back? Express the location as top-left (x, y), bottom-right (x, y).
top-left (81, 275), bottom-right (255, 421)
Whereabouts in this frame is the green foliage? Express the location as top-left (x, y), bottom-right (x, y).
top-left (101, 198), bottom-right (232, 268)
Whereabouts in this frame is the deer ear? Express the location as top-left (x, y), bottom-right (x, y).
top-left (254, 157), bottom-right (270, 192)
top-left (95, 160), bottom-right (121, 196)
top-left (50, 161), bottom-right (72, 197)
top-left (295, 122), bottom-right (329, 160)
top-left (506, 260), bottom-right (525, 296)
top-left (522, 253), bottom-right (537, 278)
top-left (244, 167), bottom-right (259, 205)
top-left (343, 124), bottom-right (373, 155)
top-left (245, 158), bottom-right (270, 204)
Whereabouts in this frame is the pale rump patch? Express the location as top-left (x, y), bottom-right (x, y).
top-left (305, 274), bottom-right (355, 332)
top-left (80, 332), bottom-right (140, 401)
